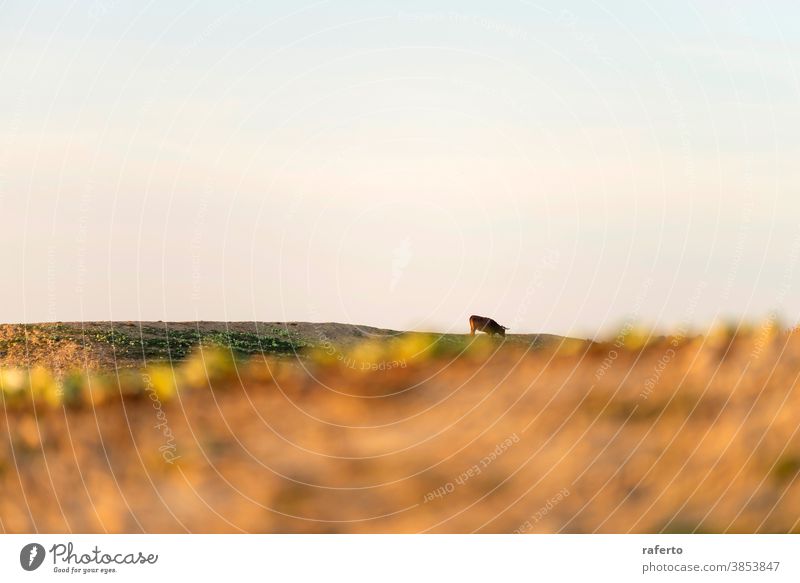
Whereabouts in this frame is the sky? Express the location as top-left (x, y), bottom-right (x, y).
top-left (1, 0), bottom-right (799, 338)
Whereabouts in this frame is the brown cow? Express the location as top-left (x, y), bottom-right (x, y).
top-left (469, 315), bottom-right (509, 337)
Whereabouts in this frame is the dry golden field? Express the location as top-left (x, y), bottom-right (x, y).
top-left (2, 322), bottom-right (800, 533)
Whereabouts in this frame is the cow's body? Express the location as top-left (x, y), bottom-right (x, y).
top-left (469, 315), bottom-right (508, 337)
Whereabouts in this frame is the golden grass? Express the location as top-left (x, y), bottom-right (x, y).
top-left (2, 329), bottom-right (800, 533)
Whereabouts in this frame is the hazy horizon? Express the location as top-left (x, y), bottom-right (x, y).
top-left (2, 1), bottom-right (800, 338)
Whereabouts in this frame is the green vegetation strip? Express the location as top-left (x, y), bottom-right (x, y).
top-left (0, 324), bottom-right (310, 362)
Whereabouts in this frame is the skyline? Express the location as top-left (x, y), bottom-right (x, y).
top-left (2, 1), bottom-right (800, 337)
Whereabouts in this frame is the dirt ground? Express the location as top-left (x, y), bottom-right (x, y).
top-left (2, 323), bottom-right (800, 533)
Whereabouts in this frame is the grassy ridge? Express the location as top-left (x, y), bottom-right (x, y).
top-left (0, 321), bottom-right (575, 371)
top-left (0, 322), bottom-right (310, 370)
top-left (0, 330), bottom-right (586, 408)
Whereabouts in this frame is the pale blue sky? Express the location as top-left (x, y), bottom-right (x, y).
top-left (1, 0), bottom-right (799, 336)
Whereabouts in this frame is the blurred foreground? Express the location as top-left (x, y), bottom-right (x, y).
top-left (2, 323), bottom-right (800, 533)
